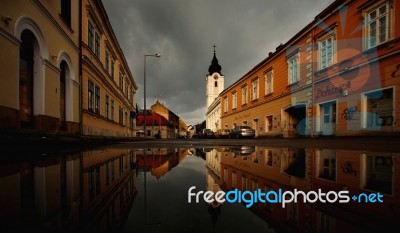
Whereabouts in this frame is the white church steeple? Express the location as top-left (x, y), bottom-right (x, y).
top-left (206, 45), bottom-right (224, 109)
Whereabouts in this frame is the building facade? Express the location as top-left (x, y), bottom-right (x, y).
top-left (0, 0), bottom-right (80, 134)
top-left (81, 0), bottom-right (138, 137)
top-left (220, 0), bottom-right (400, 137)
top-left (151, 100), bottom-right (180, 138)
top-left (206, 47), bottom-right (224, 132)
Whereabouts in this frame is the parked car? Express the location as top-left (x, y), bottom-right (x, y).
top-left (215, 129), bottom-right (231, 138)
top-left (198, 129), bottom-right (215, 138)
top-left (229, 126), bottom-right (255, 138)
top-left (230, 146), bottom-right (255, 156)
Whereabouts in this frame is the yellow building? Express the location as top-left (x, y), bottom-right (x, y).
top-left (0, 0), bottom-right (80, 133)
top-left (81, 0), bottom-right (138, 137)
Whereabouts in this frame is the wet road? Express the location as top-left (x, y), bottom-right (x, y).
top-left (1, 137), bottom-right (399, 233)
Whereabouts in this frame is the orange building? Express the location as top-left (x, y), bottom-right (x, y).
top-left (220, 0), bottom-right (400, 137)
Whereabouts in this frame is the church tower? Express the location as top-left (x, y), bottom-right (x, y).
top-left (206, 45), bottom-right (224, 109)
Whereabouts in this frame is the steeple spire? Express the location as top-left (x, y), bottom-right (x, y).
top-left (208, 44), bottom-right (222, 75)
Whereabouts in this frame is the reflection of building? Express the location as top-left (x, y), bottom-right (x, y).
top-left (0, 0), bottom-right (80, 133)
top-left (219, 0), bottom-right (400, 137)
top-left (136, 148), bottom-right (190, 179)
top-left (150, 101), bottom-right (180, 138)
top-left (81, 0), bottom-right (138, 137)
top-left (0, 148), bottom-right (138, 232)
top-left (81, 148), bottom-right (137, 232)
top-left (0, 153), bottom-right (81, 232)
top-left (218, 146), bottom-right (400, 232)
top-left (220, 146), bottom-right (312, 232)
top-left (312, 149), bottom-right (400, 232)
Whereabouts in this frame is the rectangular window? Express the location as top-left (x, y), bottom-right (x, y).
top-left (366, 3), bottom-right (389, 49)
top-left (88, 81), bottom-right (94, 112)
top-left (111, 60), bottom-right (114, 79)
top-left (125, 83), bottom-right (129, 97)
top-left (364, 154), bottom-right (393, 194)
top-left (242, 86), bottom-right (247, 105)
top-left (266, 115), bottom-right (273, 132)
top-left (224, 96), bottom-right (228, 113)
top-left (319, 36), bottom-right (334, 69)
top-left (119, 106), bottom-right (123, 124)
top-left (232, 172), bottom-right (237, 187)
top-left (111, 99), bottom-right (114, 121)
top-left (288, 54), bottom-right (299, 84)
top-left (95, 86), bottom-right (100, 114)
top-left (105, 51), bottom-right (109, 73)
top-left (95, 32), bottom-right (100, 58)
top-left (318, 149), bottom-right (336, 182)
top-left (241, 176), bottom-right (247, 190)
top-left (223, 168), bottom-right (228, 183)
top-left (61, 0), bottom-right (71, 27)
top-left (319, 101), bottom-right (337, 135)
top-left (88, 21), bottom-right (94, 49)
top-left (105, 95), bottom-right (109, 119)
top-left (232, 92), bottom-right (237, 109)
top-left (119, 73), bottom-right (123, 90)
top-left (364, 88), bottom-right (393, 128)
top-left (265, 70), bottom-right (273, 95)
top-left (251, 79), bottom-right (259, 100)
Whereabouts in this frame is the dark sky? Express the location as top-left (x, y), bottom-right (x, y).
top-left (102, 0), bottom-right (334, 125)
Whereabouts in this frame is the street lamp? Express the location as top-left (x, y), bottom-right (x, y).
top-left (143, 53), bottom-right (161, 137)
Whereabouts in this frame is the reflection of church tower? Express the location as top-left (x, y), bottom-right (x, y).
top-left (206, 45), bottom-right (224, 109)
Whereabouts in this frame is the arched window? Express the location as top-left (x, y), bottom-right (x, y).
top-left (19, 30), bottom-right (35, 128)
top-left (60, 61), bottom-right (67, 130)
top-left (214, 81), bottom-right (218, 87)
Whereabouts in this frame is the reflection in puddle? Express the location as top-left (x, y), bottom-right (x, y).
top-left (0, 146), bottom-right (398, 232)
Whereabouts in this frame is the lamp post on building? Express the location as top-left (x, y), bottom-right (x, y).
top-left (143, 53), bottom-right (161, 137)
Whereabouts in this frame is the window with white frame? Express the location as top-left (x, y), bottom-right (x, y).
top-left (364, 154), bottom-right (393, 195)
top-left (265, 70), bottom-right (273, 95)
top-left (242, 85), bottom-right (247, 105)
top-left (287, 53), bottom-right (300, 85)
top-left (317, 149), bottom-right (336, 182)
top-left (364, 88), bottom-right (393, 128)
top-left (251, 78), bottom-right (259, 100)
top-left (365, 3), bottom-right (389, 49)
top-left (232, 92), bottom-right (237, 109)
top-left (224, 96), bottom-right (228, 113)
top-left (319, 36), bottom-right (335, 69)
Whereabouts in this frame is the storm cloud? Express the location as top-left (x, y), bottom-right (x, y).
top-left (102, 0), bottom-right (334, 125)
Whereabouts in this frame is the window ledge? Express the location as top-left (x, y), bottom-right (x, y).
top-left (265, 93), bottom-right (273, 97)
top-left (287, 81), bottom-right (300, 88)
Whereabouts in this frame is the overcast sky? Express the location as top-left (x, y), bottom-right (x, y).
top-left (102, 0), bottom-right (335, 126)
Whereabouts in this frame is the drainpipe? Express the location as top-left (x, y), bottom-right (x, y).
top-left (311, 27), bottom-right (315, 137)
top-left (78, 0), bottom-right (83, 136)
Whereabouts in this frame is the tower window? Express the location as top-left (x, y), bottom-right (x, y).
top-left (214, 81), bottom-right (218, 87)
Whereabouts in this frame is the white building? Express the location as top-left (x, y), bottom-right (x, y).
top-left (205, 46), bottom-right (224, 132)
